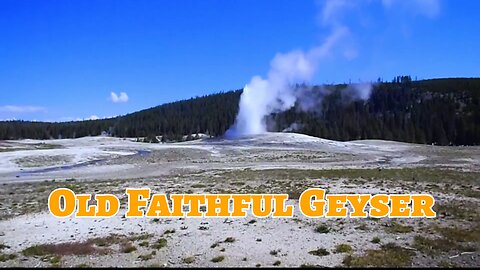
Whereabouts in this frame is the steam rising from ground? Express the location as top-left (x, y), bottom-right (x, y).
top-left (225, 1), bottom-right (371, 138)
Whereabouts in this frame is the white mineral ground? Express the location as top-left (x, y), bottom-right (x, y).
top-left (0, 132), bottom-right (479, 267)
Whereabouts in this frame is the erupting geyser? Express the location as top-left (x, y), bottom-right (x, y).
top-left (225, 29), bottom-right (349, 139)
top-left (225, 1), bottom-right (374, 139)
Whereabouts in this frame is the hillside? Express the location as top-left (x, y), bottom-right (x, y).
top-left (1, 77), bottom-right (479, 145)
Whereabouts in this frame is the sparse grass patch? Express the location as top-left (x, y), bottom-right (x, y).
top-left (22, 245), bottom-right (50, 256)
top-left (308, 248), bottom-right (330, 257)
top-left (385, 222), bottom-right (414, 233)
top-left (413, 225), bottom-right (480, 255)
top-left (314, 224), bottom-right (330, 234)
top-left (434, 203), bottom-right (479, 221)
top-left (120, 243), bottom-right (137, 253)
top-left (0, 253), bottom-right (17, 262)
top-left (355, 223), bottom-right (369, 231)
top-left (129, 233), bottom-right (153, 242)
top-left (230, 182), bottom-right (245, 186)
top-left (371, 237), bottom-right (381, 244)
top-left (191, 183), bottom-right (206, 188)
top-left (219, 168), bottom-right (479, 185)
top-left (90, 234), bottom-right (125, 247)
top-left (163, 229), bottom-right (176, 235)
top-left (139, 241), bottom-right (149, 247)
top-left (335, 244), bottom-right (353, 253)
top-left (435, 225), bottom-right (480, 242)
top-left (211, 255), bottom-right (225, 263)
top-left (224, 237), bottom-right (236, 243)
top-left (183, 256), bottom-right (195, 264)
top-left (22, 241), bottom-right (105, 256)
top-left (438, 261), bottom-right (459, 268)
top-left (138, 251), bottom-right (156, 261)
top-left (36, 187), bottom-right (47, 193)
top-left (49, 255), bottom-right (62, 267)
top-left (151, 238), bottom-right (167, 250)
top-left (342, 243), bottom-right (414, 267)
top-left (413, 235), bottom-right (452, 255)
top-left (270, 249), bottom-right (280, 256)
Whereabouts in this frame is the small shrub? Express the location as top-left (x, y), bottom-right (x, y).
top-left (121, 243), bottom-right (137, 253)
top-left (183, 256), bottom-right (195, 264)
top-left (49, 255), bottom-right (62, 267)
top-left (0, 253), bottom-right (17, 262)
top-left (270, 249), bottom-right (280, 256)
top-left (139, 241), bottom-right (149, 247)
top-left (163, 229), bottom-right (176, 235)
top-left (224, 237), bottom-right (236, 243)
top-left (139, 251), bottom-right (156, 261)
top-left (308, 248), bottom-right (330, 257)
top-left (211, 255), bottom-right (225, 263)
top-left (151, 238), bottom-right (167, 250)
top-left (314, 224), bottom-right (330, 234)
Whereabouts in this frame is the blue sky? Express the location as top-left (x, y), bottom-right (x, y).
top-left (0, 0), bottom-right (479, 122)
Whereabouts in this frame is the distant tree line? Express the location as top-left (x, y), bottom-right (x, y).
top-left (274, 78), bottom-right (480, 145)
top-left (1, 78), bottom-right (479, 146)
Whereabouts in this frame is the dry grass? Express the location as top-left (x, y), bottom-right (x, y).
top-left (385, 222), bottom-right (414, 233)
top-left (120, 243), bottom-right (137, 253)
top-left (413, 225), bottom-right (480, 255)
top-left (22, 241), bottom-right (107, 256)
top-left (334, 244), bottom-right (353, 253)
top-left (343, 243), bottom-right (414, 267)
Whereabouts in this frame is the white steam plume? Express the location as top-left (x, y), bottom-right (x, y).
top-left (225, 0), bottom-right (370, 138)
top-left (226, 27), bottom-right (348, 137)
